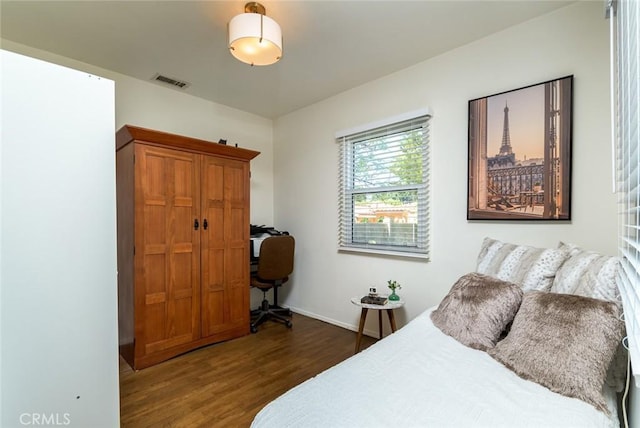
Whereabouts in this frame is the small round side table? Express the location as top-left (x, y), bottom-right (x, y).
top-left (350, 296), bottom-right (405, 354)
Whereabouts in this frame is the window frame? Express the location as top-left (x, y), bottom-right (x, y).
top-left (336, 109), bottom-right (431, 260)
top-left (611, 0), bottom-right (640, 386)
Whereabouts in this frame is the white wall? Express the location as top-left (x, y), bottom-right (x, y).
top-left (273, 2), bottom-right (616, 335)
top-left (1, 50), bottom-right (119, 427)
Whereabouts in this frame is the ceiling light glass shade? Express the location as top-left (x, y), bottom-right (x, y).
top-left (228, 12), bottom-right (282, 66)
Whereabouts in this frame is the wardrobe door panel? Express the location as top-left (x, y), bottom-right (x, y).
top-left (135, 145), bottom-right (201, 356)
top-left (201, 156), bottom-right (250, 337)
top-left (225, 163), bottom-right (250, 330)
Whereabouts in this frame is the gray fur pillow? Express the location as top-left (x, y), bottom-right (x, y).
top-left (430, 273), bottom-right (523, 351)
top-left (488, 291), bottom-right (624, 414)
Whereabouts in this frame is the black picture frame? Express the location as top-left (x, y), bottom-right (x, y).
top-left (467, 75), bottom-right (573, 221)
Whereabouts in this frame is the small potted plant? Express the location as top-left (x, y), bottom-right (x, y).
top-left (533, 182), bottom-right (542, 193)
top-left (387, 280), bottom-right (402, 301)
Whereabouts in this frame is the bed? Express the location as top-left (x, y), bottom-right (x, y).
top-left (251, 238), bottom-right (625, 428)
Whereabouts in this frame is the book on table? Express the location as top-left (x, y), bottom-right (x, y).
top-left (361, 295), bottom-right (388, 305)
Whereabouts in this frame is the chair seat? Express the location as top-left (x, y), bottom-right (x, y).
top-left (249, 234), bottom-right (295, 333)
top-left (251, 276), bottom-right (289, 291)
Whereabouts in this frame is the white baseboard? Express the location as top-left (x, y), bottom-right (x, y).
top-left (287, 306), bottom-right (381, 339)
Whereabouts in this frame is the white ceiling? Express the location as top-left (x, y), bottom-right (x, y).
top-left (1, 1), bottom-right (573, 119)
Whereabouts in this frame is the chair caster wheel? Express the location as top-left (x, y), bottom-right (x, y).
top-left (250, 325), bottom-right (258, 333)
top-left (286, 321), bottom-right (292, 328)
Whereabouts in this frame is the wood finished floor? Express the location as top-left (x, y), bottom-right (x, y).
top-left (119, 314), bottom-right (376, 428)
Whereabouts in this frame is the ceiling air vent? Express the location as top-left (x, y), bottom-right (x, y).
top-left (152, 73), bottom-right (190, 89)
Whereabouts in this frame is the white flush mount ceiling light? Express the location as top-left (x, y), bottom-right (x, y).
top-left (228, 2), bottom-right (282, 66)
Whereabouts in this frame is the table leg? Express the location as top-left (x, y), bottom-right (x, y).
top-left (386, 309), bottom-right (397, 333)
top-left (378, 310), bottom-right (383, 339)
top-left (355, 308), bottom-right (368, 354)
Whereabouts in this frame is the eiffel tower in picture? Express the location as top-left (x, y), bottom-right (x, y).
top-left (499, 101), bottom-right (513, 155)
top-left (487, 101), bottom-right (516, 169)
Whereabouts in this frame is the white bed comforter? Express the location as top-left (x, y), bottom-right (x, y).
top-left (251, 308), bottom-right (619, 428)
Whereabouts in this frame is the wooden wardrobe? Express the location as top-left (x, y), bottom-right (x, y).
top-left (116, 125), bottom-right (260, 369)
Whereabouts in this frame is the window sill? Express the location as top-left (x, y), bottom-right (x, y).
top-left (338, 246), bottom-right (429, 261)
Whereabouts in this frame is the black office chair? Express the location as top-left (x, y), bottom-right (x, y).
top-left (250, 235), bottom-right (295, 333)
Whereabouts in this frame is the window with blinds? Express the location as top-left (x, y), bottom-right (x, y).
top-left (612, 0), bottom-right (640, 384)
top-left (337, 112), bottom-right (431, 259)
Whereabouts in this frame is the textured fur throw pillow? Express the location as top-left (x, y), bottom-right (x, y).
top-left (488, 291), bottom-right (624, 414)
top-left (430, 273), bottom-right (523, 351)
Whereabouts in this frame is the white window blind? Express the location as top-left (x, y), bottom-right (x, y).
top-left (612, 0), bottom-right (640, 385)
top-left (337, 113), bottom-right (431, 259)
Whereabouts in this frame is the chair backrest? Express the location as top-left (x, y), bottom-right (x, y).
top-left (256, 235), bottom-right (295, 281)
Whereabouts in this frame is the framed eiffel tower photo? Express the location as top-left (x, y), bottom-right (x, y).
top-left (467, 75), bottom-right (573, 220)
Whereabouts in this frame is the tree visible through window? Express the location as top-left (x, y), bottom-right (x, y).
top-left (338, 113), bottom-right (430, 258)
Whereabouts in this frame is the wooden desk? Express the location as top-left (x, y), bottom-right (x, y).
top-left (350, 297), bottom-right (405, 353)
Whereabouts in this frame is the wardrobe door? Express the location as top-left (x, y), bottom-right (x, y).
top-left (200, 155), bottom-right (250, 337)
top-left (135, 144), bottom-right (201, 357)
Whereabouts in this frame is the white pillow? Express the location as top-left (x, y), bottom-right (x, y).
top-left (551, 242), bottom-right (621, 303)
top-left (476, 237), bottom-right (569, 292)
